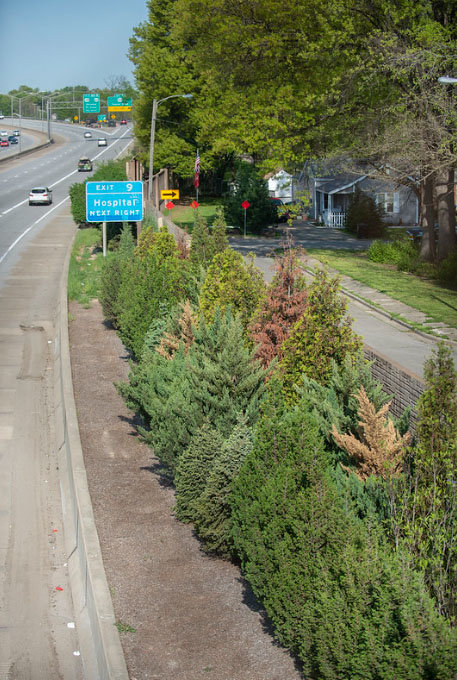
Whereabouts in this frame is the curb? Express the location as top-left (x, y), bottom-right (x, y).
top-left (56, 231), bottom-right (129, 680)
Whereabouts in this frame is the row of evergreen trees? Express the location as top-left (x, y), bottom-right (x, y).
top-left (98, 216), bottom-right (457, 678)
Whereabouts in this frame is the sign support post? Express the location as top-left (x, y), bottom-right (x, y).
top-left (102, 222), bottom-right (107, 257)
top-left (241, 200), bottom-right (251, 237)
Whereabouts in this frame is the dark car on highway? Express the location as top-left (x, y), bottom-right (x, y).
top-left (8, 135), bottom-right (18, 144)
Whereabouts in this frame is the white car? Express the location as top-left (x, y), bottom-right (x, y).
top-left (84, 131), bottom-right (92, 138)
top-left (0, 130), bottom-right (8, 137)
top-left (0, 114), bottom-right (4, 120)
top-left (97, 138), bottom-right (107, 147)
top-left (12, 129), bottom-right (20, 136)
top-left (29, 187), bottom-right (53, 205)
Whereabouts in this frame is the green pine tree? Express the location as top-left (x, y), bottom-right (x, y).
top-left (194, 418), bottom-right (253, 557)
top-left (199, 248), bottom-right (266, 330)
top-left (99, 224), bottom-right (136, 327)
top-left (190, 213), bottom-right (213, 267)
top-left (231, 386), bottom-right (457, 678)
top-left (175, 423), bottom-right (224, 522)
top-left (280, 267), bottom-right (362, 401)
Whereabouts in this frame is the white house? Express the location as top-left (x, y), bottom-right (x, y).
top-left (265, 169), bottom-right (294, 203)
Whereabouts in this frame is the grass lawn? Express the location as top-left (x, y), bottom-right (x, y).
top-left (168, 200), bottom-right (223, 232)
top-left (307, 248), bottom-right (457, 329)
top-left (68, 227), bottom-right (105, 306)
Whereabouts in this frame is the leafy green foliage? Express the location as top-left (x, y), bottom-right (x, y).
top-left (367, 238), bottom-right (423, 273)
top-left (400, 343), bottom-right (457, 620)
top-left (190, 213), bottom-right (213, 267)
top-left (345, 187), bottom-right (386, 238)
top-left (199, 249), bottom-right (266, 330)
top-left (231, 387), bottom-right (457, 678)
top-left (223, 162), bottom-right (277, 233)
top-left (69, 182), bottom-right (86, 225)
top-left (128, 0), bottom-right (197, 176)
top-left (210, 206), bottom-right (229, 253)
top-left (280, 268), bottom-right (362, 401)
top-left (99, 225), bottom-right (136, 327)
top-left (194, 419), bottom-right (253, 557)
top-left (116, 228), bottom-right (194, 358)
top-left (175, 424), bottom-right (224, 522)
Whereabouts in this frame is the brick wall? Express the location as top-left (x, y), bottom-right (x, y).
top-left (364, 345), bottom-right (425, 427)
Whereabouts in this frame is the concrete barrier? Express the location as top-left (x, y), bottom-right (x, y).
top-left (55, 233), bottom-right (129, 680)
top-left (0, 123), bottom-right (53, 164)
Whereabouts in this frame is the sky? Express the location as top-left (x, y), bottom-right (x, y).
top-left (0, 0), bottom-right (149, 93)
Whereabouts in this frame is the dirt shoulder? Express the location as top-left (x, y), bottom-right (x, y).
top-left (68, 300), bottom-right (303, 680)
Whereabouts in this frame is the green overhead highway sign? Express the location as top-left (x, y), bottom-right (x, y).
top-left (107, 94), bottom-right (132, 111)
top-left (83, 93), bottom-right (100, 114)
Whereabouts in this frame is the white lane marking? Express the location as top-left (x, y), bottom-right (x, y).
top-left (0, 126), bottom-right (132, 215)
top-left (2, 198), bottom-right (28, 214)
top-left (0, 196), bottom-right (69, 265)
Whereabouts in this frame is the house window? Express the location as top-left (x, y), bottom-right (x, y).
top-left (376, 192), bottom-right (399, 214)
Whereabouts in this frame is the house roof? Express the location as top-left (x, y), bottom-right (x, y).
top-left (264, 168), bottom-right (292, 181)
top-left (316, 173), bottom-right (366, 195)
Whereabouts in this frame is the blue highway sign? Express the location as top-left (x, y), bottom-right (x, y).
top-left (86, 181), bottom-right (144, 222)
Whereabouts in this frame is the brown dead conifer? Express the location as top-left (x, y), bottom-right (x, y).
top-left (332, 385), bottom-right (410, 481)
top-left (156, 300), bottom-right (196, 359)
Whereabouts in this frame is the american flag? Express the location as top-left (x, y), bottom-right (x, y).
top-left (194, 149), bottom-right (200, 188)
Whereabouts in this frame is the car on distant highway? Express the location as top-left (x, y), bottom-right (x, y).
top-left (0, 114), bottom-right (4, 120)
top-left (107, 120), bottom-right (116, 127)
top-left (0, 130), bottom-right (8, 137)
top-left (29, 187), bottom-right (52, 205)
top-left (12, 129), bottom-right (20, 136)
top-left (8, 135), bottom-right (18, 144)
top-left (97, 138), bottom-right (107, 147)
top-left (84, 131), bottom-right (92, 138)
top-left (120, 119), bottom-right (127, 125)
top-left (0, 139), bottom-right (9, 147)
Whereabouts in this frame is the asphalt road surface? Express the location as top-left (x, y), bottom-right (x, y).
top-left (0, 121), bottom-right (133, 679)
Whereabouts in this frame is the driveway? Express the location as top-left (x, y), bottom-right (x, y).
top-left (229, 220), bottom-right (372, 258)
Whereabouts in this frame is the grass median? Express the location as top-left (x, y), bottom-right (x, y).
top-left (307, 248), bottom-right (457, 329)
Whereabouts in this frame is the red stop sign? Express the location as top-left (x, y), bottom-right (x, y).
top-left (166, 201), bottom-right (175, 210)
top-left (241, 200), bottom-right (250, 210)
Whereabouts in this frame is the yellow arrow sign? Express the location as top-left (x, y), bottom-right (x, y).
top-left (160, 189), bottom-right (180, 200)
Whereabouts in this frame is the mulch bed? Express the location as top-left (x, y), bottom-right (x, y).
top-left (69, 300), bottom-right (304, 680)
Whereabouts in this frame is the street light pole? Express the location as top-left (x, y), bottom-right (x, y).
top-left (148, 98), bottom-right (158, 202)
top-left (148, 93), bottom-right (193, 204)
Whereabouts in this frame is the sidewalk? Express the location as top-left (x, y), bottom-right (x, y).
top-left (228, 221), bottom-right (457, 380)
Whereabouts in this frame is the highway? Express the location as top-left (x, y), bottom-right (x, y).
top-left (0, 121), bottom-right (133, 679)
